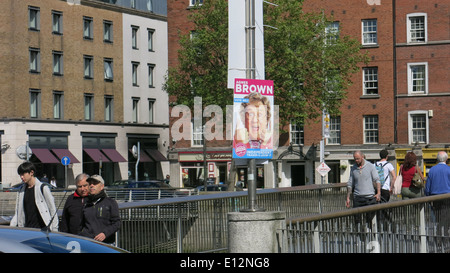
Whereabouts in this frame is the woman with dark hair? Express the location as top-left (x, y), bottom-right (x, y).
top-left (400, 151), bottom-right (425, 199)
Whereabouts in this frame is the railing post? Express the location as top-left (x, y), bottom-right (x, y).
top-left (369, 213), bottom-right (379, 253)
top-left (177, 203), bottom-right (183, 253)
top-left (419, 204), bottom-right (427, 253)
top-left (313, 221), bottom-right (320, 253)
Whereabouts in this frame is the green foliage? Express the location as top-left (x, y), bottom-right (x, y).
top-left (164, 0), bottom-right (368, 127)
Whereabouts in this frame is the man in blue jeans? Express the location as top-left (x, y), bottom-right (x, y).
top-left (346, 151), bottom-right (381, 208)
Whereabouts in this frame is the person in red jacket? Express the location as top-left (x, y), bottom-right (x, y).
top-left (400, 151), bottom-right (425, 199)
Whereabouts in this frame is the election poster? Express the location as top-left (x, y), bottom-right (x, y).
top-left (232, 78), bottom-right (274, 159)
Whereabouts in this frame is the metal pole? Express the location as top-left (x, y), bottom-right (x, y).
top-left (242, 0), bottom-right (264, 212)
top-left (64, 165), bottom-right (68, 189)
top-left (135, 142), bottom-right (140, 181)
top-left (203, 125), bottom-right (207, 190)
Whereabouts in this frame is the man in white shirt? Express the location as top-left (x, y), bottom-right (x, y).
top-left (375, 149), bottom-right (397, 202)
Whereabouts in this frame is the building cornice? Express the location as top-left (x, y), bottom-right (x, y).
top-left (0, 118), bottom-right (169, 129)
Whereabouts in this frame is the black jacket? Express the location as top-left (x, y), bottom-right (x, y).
top-left (59, 192), bottom-right (86, 234)
top-left (80, 190), bottom-right (120, 244)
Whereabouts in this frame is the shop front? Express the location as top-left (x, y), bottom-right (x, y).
top-left (178, 151), bottom-right (232, 188)
top-left (28, 131), bottom-right (80, 188)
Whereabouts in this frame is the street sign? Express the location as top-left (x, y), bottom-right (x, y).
top-left (316, 161), bottom-right (331, 177)
top-left (61, 156), bottom-right (71, 166)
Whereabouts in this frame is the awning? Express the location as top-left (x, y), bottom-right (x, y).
top-left (52, 149), bottom-right (80, 163)
top-left (84, 149), bottom-right (110, 162)
top-left (129, 149), bottom-right (153, 162)
top-left (102, 149), bottom-right (127, 162)
top-left (32, 149), bottom-right (60, 164)
top-left (145, 149), bottom-right (168, 161)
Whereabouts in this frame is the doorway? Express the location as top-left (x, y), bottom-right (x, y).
top-left (291, 164), bottom-right (305, 186)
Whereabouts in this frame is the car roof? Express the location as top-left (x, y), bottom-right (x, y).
top-left (0, 226), bottom-right (127, 253)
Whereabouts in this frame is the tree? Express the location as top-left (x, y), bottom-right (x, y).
top-left (164, 0), bottom-right (368, 126)
top-left (264, 0), bottom-right (368, 125)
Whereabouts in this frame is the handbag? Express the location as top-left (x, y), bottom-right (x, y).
top-left (412, 166), bottom-right (424, 188)
top-left (393, 166), bottom-right (403, 195)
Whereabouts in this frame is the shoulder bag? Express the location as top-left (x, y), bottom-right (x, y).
top-left (412, 165), bottom-right (424, 188)
top-left (393, 165), bottom-right (403, 195)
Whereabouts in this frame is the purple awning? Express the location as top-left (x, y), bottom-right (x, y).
top-left (84, 149), bottom-right (110, 162)
top-left (102, 149), bottom-right (127, 162)
top-left (129, 149), bottom-right (153, 162)
top-left (52, 149), bottom-right (80, 163)
top-left (145, 149), bottom-right (167, 161)
top-left (32, 149), bottom-right (60, 164)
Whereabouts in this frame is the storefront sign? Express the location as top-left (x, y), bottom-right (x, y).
top-left (179, 152), bottom-right (232, 162)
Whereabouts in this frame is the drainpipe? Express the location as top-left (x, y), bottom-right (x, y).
top-left (392, 0), bottom-right (398, 144)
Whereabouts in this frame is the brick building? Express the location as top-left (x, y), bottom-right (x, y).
top-left (167, 0), bottom-right (450, 189)
top-left (0, 0), bottom-right (169, 187)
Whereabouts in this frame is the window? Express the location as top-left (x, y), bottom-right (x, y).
top-left (364, 115), bottom-right (378, 144)
top-left (84, 94), bottom-right (94, 121)
top-left (83, 16), bottom-right (93, 40)
top-left (53, 91), bottom-right (64, 119)
top-left (192, 122), bottom-right (204, 146)
top-left (132, 98), bottom-right (140, 123)
top-left (327, 116), bottom-right (341, 145)
top-left (105, 96), bottom-right (113, 122)
top-left (290, 122), bottom-right (304, 145)
top-left (29, 6), bottom-right (40, 31)
top-left (409, 112), bottom-right (428, 144)
top-left (84, 55), bottom-right (94, 79)
top-left (131, 0), bottom-right (137, 9)
top-left (52, 10), bottom-right (63, 34)
top-left (147, 28), bottom-right (154, 51)
top-left (148, 99), bottom-right (155, 124)
top-left (362, 19), bottom-right (377, 45)
top-left (52, 51), bottom-right (63, 75)
top-left (132, 26), bottom-right (139, 49)
top-left (407, 13), bottom-right (426, 43)
top-left (132, 62), bottom-right (139, 86)
top-left (408, 63), bottom-right (427, 94)
top-left (363, 67), bottom-right (378, 95)
top-left (190, 0), bottom-right (204, 6)
top-left (148, 63), bottom-right (155, 87)
top-left (29, 48), bottom-right (40, 73)
top-left (104, 58), bottom-right (113, 81)
top-left (103, 20), bottom-right (113, 43)
top-left (30, 89), bottom-right (41, 118)
top-left (326, 22), bottom-right (339, 45)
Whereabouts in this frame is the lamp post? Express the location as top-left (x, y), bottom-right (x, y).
top-left (242, 0), bottom-right (264, 212)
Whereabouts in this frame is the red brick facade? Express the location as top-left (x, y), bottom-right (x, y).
top-left (167, 0), bottom-right (450, 187)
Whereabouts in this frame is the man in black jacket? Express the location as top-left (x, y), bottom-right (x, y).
top-left (59, 173), bottom-right (90, 234)
top-left (80, 175), bottom-right (120, 244)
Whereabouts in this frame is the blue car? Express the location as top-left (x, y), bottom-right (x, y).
top-left (0, 226), bottom-right (128, 253)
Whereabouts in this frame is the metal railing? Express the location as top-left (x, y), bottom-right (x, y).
top-left (107, 188), bottom-right (194, 202)
top-left (281, 193), bottom-right (450, 253)
top-left (116, 184), bottom-right (349, 252)
top-left (4, 183), bottom-right (447, 253)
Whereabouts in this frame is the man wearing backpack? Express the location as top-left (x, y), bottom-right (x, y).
top-left (10, 161), bottom-right (59, 231)
top-left (375, 149), bottom-right (396, 202)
